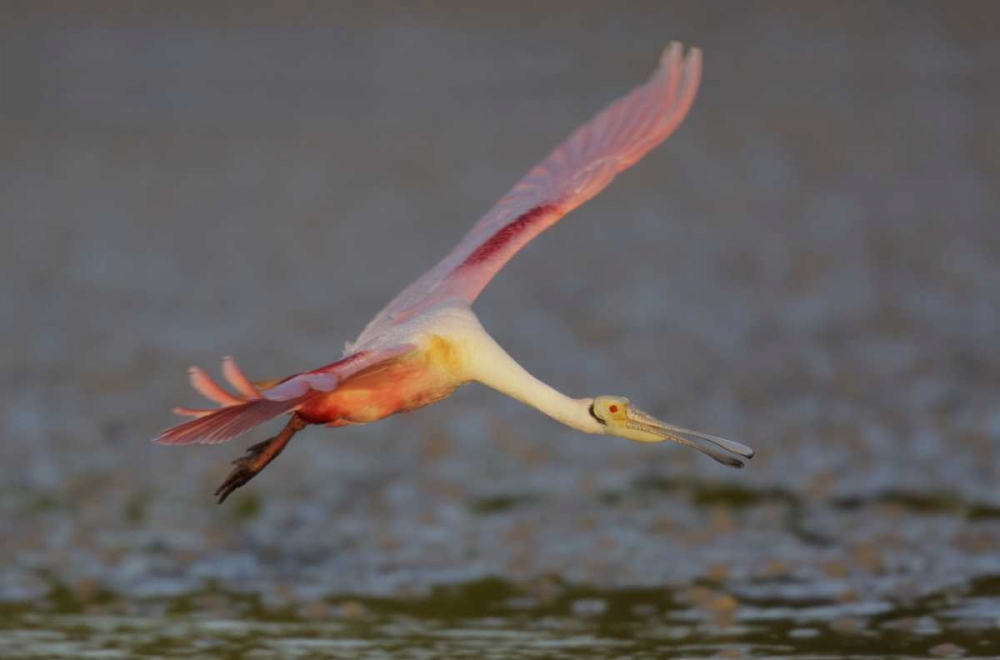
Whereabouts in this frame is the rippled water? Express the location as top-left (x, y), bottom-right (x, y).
top-left (4, 575), bottom-right (998, 659)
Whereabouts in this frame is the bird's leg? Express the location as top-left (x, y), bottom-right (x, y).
top-left (215, 413), bottom-right (308, 504)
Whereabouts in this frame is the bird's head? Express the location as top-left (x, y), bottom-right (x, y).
top-left (587, 395), bottom-right (754, 468)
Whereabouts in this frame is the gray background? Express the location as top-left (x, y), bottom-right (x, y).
top-left (1, 0), bottom-right (998, 637)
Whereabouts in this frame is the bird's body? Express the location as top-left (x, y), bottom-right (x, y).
top-left (299, 307), bottom-right (475, 427)
top-left (156, 43), bottom-right (754, 502)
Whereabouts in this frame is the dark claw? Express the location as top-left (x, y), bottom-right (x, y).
top-left (244, 437), bottom-right (273, 455)
top-left (215, 439), bottom-right (274, 504)
top-left (212, 413), bottom-right (306, 505)
top-left (215, 456), bottom-right (259, 504)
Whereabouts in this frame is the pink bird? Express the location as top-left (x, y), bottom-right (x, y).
top-left (156, 43), bottom-right (754, 504)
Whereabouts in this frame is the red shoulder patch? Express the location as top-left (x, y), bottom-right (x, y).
top-left (460, 204), bottom-right (559, 267)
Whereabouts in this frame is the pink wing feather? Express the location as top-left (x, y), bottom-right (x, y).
top-left (353, 43), bottom-right (701, 347)
top-left (156, 345), bottom-right (415, 445)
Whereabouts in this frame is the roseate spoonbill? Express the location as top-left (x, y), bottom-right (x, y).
top-left (156, 43), bottom-right (754, 503)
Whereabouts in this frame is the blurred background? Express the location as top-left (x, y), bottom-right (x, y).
top-left (2, 1), bottom-right (998, 657)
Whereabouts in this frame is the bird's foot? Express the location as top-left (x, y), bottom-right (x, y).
top-left (214, 442), bottom-right (267, 504)
top-left (214, 414), bottom-right (306, 504)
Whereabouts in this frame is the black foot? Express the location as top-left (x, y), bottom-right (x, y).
top-left (215, 442), bottom-right (268, 504)
top-left (213, 414), bottom-right (306, 505)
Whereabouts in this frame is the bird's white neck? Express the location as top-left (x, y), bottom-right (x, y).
top-left (453, 317), bottom-right (603, 435)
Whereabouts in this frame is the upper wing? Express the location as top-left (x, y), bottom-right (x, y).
top-left (352, 43), bottom-right (701, 348)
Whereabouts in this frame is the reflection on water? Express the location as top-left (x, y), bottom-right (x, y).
top-left (2, 576), bottom-right (997, 658)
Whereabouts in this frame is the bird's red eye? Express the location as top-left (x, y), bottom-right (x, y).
top-left (609, 405), bottom-right (619, 413)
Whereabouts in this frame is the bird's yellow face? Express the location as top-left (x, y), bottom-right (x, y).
top-left (588, 395), bottom-right (754, 469)
top-left (589, 395), bottom-right (665, 443)
top-left (590, 395), bottom-right (631, 425)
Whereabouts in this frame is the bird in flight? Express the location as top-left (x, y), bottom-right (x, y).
top-left (156, 43), bottom-right (754, 503)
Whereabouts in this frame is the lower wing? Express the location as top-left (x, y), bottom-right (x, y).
top-left (155, 346), bottom-right (415, 445)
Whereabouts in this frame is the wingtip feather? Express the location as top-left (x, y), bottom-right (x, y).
top-left (660, 41), bottom-right (683, 70)
top-left (188, 365), bottom-right (243, 406)
top-left (222, 356), bottom-right (262, 399)
top-left (155, 397), bottom-right (298, 446)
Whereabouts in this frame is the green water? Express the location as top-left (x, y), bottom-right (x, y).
top-left (3, 577), bottom-right (997, 658)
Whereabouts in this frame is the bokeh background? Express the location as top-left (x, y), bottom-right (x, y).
top-left (2, 1), bottom-right (998, 657)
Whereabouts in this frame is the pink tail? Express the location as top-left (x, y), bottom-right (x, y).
top-left (154, 357), bottom-right (331, 446)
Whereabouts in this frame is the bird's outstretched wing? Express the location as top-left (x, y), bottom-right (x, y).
top-left (352, 43), bottom-right (701, 348)
top-left (155, 345), bottom-right (415, 445)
